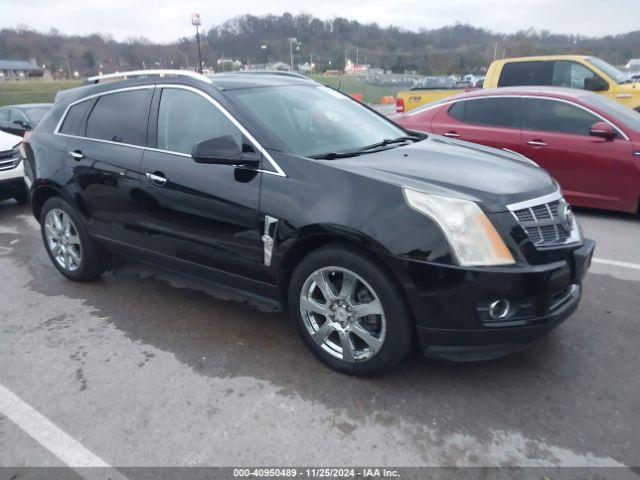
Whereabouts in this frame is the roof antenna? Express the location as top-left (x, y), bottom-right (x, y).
top-left (337, 79), bottom-right (342, 91)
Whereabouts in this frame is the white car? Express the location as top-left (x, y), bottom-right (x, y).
top-left (0, 129), bottom-right (27, 203)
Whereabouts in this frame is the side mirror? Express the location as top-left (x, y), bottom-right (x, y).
top-left (584, 76), bottom-right (609, 92)
top-left (192, 135), bottom-right (258, 166)
top-left (589, 121), bottom-right (617, 141)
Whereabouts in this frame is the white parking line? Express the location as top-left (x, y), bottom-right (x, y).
top-left (0, 382), bottom-right (110, 468)
top-left (592, 257), bottom-right (640, 271)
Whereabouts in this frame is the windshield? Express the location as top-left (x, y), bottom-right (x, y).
top-left (22, 106), bottom-right (51, 124)
top-left (582, 94), bottom-right (640, 133)
top-left (229, 85), bottom-right (406, 157)
top-left (586, 57), bottom-right (630, 84)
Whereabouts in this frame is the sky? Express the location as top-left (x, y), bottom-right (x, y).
top-left (1, 0), bottom-right (637, 42)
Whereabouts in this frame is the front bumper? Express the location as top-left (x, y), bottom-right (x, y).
top-left (388, 239), bottom-right (595, 361)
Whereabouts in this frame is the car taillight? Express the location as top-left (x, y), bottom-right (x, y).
top-left (396, 98), bottom-right (405, 114)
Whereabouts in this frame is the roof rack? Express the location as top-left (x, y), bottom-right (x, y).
top-left (219, 70), bottom-right (310, 79)
top-left (84, 69), bottom-right (212, 85)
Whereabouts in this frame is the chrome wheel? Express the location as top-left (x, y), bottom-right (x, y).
top-left (300, 267), bottom-right (386, 363)
top-left (44, 209), bottom-right (82, 272)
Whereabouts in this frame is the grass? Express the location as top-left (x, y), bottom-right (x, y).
top-left (0, 81), bottom-right (82, 107)
top-left (0, 77), bottom-right (398, 107)
top-left (309, 75), bottom-right (399, 104)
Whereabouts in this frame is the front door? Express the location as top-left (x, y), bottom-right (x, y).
top-left (520, 97), bottom-right (634, 211)
top-left (139, 86), bottom-right (264, 290)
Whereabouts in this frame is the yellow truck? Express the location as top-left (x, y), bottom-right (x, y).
top-left (396, 55), bottom-right (640, 113)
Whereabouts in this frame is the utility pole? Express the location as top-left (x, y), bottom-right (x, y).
top-left (356, 47), bottom-right (359, 66)
top-left (288, 37), bottom-right (297, 71)
top-left (192, 13), bottom-right (204, 73)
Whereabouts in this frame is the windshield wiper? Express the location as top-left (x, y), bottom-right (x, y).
top-left (357, 135), bottom-right (421, 152)
top-left (309, 151), bottom-right (363, 160)
top-left (310, 135), bottom-right (422, 160)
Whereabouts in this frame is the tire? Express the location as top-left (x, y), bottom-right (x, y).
top-left (288, 243), bottom-right (413, 375)
top-left (40, 196), bottom-right (109, 282)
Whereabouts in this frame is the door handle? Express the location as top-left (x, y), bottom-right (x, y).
top-left (527, 140), bottom-right (547, 147)
top-left (69, 150), bottom-right (84, 160)
top-left (443, 131), bottom-right (461, 138)
top-left (146, 172), bottom-right (167, 186)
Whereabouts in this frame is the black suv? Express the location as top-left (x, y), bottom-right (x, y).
top-left (23, 70), bottom-right (595, 375)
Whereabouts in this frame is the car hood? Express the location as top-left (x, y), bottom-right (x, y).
top-left (0, 129), bottom-right (22, 151)
top-left (331, 135), bottom-right (557, 212)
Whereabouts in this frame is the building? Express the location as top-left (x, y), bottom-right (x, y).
top-left (0, 59), bottom-right (44, 81)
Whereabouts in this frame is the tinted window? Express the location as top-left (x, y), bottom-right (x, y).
top-left (523, 98), bottom-right (600, 136)
top-left (552, 61), bottom-right (599, 89)
top-left (456, 98), bottom-right (520, 128)
top-left (59, 100), bottom-right (92, 135)
top-left (447, 102), bottom-right (465, 121)
top-left (498, 61), bottom-right (553, 87)
top-left (156, 88), bottom-right (243, 155)
top-left (0, 108), bottom-right (9, 122)
top-left (86, 89), bottom-right (152, 146)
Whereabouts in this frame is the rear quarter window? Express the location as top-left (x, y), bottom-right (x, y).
top-left (59, 100), bottom-right (92, 136)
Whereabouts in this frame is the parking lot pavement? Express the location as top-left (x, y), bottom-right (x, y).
top-left (0, 199), bottom-right (639, 470)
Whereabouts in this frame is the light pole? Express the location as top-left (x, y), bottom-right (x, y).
top-left (192, 13), bottom-right (203, 73)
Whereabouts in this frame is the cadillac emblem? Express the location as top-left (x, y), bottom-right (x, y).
top-left (558, 202), bottom-right (574, 232)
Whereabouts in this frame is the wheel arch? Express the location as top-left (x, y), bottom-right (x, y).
top-left (31, 184), bottom-right (64, 221)
top-left (276, 226), bottom-right (410, 315)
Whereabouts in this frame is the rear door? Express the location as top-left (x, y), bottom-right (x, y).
top-left (138, 85), bottom-right (264, 289)
top-left (431, 97), bottom-right (523, 154)
top-left (520, 97), bottom-right (634, 210)
top-left (62, 86), bottom-right (153, 246)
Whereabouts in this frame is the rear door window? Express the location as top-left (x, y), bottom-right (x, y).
top-left (0, 108), bottom-right (9, 122)
top-left (523, 98), bottom-right (601, 136)
top-left (451, 97), bottom-right (521, 128)
top-left (85, 88), bottom-right (152, 146)
top-left (498, 61), bottom-right (554, 87)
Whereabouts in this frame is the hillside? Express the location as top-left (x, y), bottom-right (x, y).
top-left (1, 14), bottom-right (639, 76)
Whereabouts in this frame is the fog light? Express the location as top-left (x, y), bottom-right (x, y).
top-left (489, 300), bottom-right (511, 320)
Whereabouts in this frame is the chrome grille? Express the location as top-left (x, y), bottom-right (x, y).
top-left (508, 194), bottom-right (580, 248)
top-left (0, 149), bottom-right (21, 171)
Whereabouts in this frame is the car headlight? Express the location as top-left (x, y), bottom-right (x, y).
top-left (402, 187), bottom-right (515, 266)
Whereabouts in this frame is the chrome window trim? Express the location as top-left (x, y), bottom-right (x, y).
top-left (53, 83), bottom-right (287, 177)
top-left (404, 94), bottom-right (630, 141)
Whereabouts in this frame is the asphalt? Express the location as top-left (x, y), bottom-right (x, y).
top-left (0, 199), bottom-right (639, 473)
